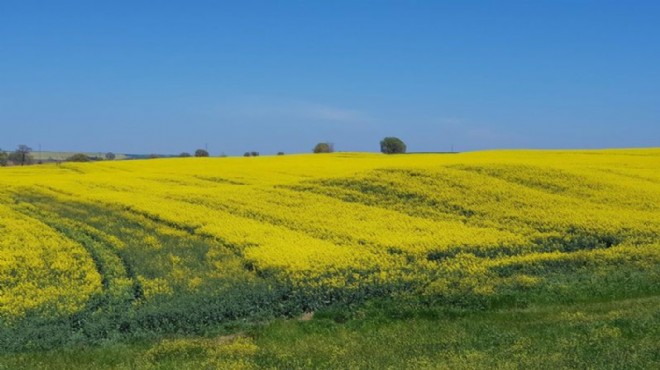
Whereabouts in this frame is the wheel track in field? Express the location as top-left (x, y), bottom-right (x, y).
top-left (9, 193), bottom-right (144, 309)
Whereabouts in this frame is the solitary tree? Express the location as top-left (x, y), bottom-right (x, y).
top-left (105, 152), bottom-right (116, 160)
top-left (250, 151), bottom-right (259, 157)
top-left (277, 151), bottom-right (285, 156)
top-left (380, 137), bottom-right (407, 154)
top-left (195, 149), bottom-right (209, 157)
top-left (10, 145), bottom-right (33, 166)
top-left (313, 142), bottom-right (334, 153)
top-left (243, 152), bottom-right (251, 157)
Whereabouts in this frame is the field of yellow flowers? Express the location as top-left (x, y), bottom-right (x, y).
top-left (0, 149), bottom-right (659, 351)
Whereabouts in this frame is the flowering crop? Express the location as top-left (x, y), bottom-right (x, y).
top-left (0, 198), bottom-right (102, 319)
top-left (0, 149), bottom-right (658, 325)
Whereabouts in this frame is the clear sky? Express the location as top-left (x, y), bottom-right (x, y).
top-left (1, 1), bottom-right (659, 155)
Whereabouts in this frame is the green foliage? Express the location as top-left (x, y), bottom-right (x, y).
top-left (179, 152), bottom-right (191, 158)
top-left (66, 153), bottom-right (92, 162)
top-left (0, 194), bottom-right (303, 351)
top-left (194, 149), bottom-right (209, 157)
top-left (313, 142), bottom-right (334, 153)
top-left (105, 152), bottom-right (116, 160)
top-left (0, 150), bottom-right (7, 166)
top-left (380, 137), bottom-right (406, 154)
top-left (2, 296), bottom-right (658, 369)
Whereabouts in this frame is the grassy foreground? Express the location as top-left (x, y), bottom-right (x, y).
top-left (0, 149), bottom-right (658, 367)
top-left (2, 296), bottom-right (658, 369)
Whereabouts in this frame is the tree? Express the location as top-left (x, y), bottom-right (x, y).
top-left (0, 150), bottom-right (7, 166)
top-left (243, 152), bottom-right (251, 157)
top-left (250, 151), bottom-right (259, 157)
top-left (380, 137), bottom-right (407, 154)
top-left (9, 145), bottom-right (33, 166)
top-left (277, 152), bottom-right (285, 156)
top-left (66, 153), bottom-right (91, 162)
top-left (195, 149), bottom-right (209, 157)
top-left (313, 142), bottom-right (334, 153)
top-left (105, 152), bottom-right (116, 160)
top-left (179, 152), bottom-right (191, 158)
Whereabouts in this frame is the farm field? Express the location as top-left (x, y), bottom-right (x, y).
top-left (1, 148), bottom-right (659, 368)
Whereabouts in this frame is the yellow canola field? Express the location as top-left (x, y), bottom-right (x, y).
top-left (0, 201), bottom-right (102, 319)
top-left (0, 149), bottom-right (659, 315)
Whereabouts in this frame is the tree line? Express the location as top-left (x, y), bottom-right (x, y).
top-left (0, 145), bottom-right (35, 166)
top-left (0, 145), bottom-right (118, 166)
top-left (0, 137), bottom-right (407, 166)
top-left (183, 137), bottom-right (406, 158)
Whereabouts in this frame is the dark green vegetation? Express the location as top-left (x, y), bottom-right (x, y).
top-left (2, 296), bottom-right (658, 369)
top-left (194, 149), bottom-right (210, 157)
top-left (1, 192), bottom-right (298, 351)
top-left (66, 153), bottom-right (93, 162)
top-left (313, 142), bottom-right (334, 153)
top-left (380, 137), bottom-right (407, 154)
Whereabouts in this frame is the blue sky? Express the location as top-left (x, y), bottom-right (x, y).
top-left (1, 1), bottom-right (659, 155)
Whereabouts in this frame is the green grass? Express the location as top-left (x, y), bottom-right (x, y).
top-left (2, 296), bottom-right (658, 369)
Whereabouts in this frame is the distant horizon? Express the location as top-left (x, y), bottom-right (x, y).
top-left (2, 144), bottom-right (658, 159)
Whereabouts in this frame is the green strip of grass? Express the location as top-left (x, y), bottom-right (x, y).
top-left (2, 295), bottom-right (658, 369)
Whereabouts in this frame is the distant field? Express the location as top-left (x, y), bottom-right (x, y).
top-left (0, 149), bottom-right (658, 368)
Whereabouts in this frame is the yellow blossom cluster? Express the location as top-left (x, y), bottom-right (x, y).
top-left (0, 199), bottom-right (102, 319)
